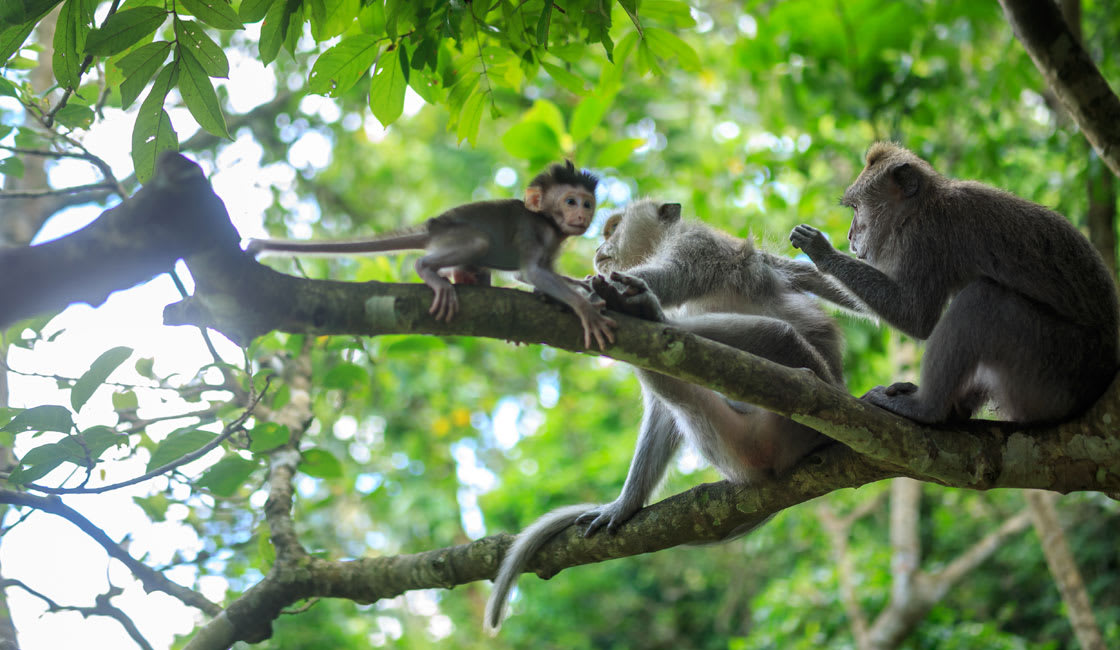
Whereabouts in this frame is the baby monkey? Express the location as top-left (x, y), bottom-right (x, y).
top-left (247, 161), bottom-right (616, 349)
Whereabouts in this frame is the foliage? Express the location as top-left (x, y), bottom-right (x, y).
top-left (1, 0), bottom-right (1119, 649)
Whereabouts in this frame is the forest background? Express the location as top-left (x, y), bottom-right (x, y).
top-left (0, 0), bottom-right (1118, 648)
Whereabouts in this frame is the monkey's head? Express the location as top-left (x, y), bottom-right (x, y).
top-left (525, 160), bottom-right (599, 236)
top-left (840, 142), bottom-right (936, 261)
top-left (594, 199), bottom-right (682, 273)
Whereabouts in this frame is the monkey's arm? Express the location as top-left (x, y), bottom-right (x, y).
top-left (778, 258), bottom-right (873, 316)
top-left (790, 225), bottom-right (942, 338)
top-left (521, 260), bottom-right (616, 350)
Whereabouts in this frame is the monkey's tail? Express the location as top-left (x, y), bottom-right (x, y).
top-left (245, 226), bottom-right (429, 257)
top-left (484, 504), bottom-right (596, 635)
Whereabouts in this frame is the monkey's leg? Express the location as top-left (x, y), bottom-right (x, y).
top-left (576, 394), bottom-right (682, 536)
top-left (414, 232), bottom-right (489, 321)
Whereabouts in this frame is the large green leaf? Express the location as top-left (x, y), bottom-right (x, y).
top-left (308, 34), bottom-right (379, 97)
top-left (197, 455), bottom-right (258, 496)
top-left (147, 428), bottom-right (217, 470)
top-left (131, 62), bottom-right (179, 183)
top-left (177, 0), bottom-right (243, 30)
top-left (52, 0), bottom-right (91, 89)
top-left (239, 0), bottom-right (276, 23)
top-left (176, 47), bottom-right (230, 138)
top-left (2, 405), bottom-right (73, 434)
top-left (84, 6), bottom-right (167, 57)
top-left (299, 448), bottom-right (343, 479)
top-left (174, 18), bottom-right (229, 77)
top-left (501, 120), bottom-right (562, 162)
top-left (369, 44), bottom-right (407, 126)
top-left (116, 40), bottom-right (172, 108)
top-left (259, 0), bottom-right (299, 64)
top-left (71, 346), bottom-right (132, 412)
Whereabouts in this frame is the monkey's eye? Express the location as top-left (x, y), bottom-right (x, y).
top-left (583, 201), bottom-right (592, 209)
top-left (566, 197), bottom-right (577, 206)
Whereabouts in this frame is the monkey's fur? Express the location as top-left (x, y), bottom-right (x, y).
top-left (484, 199), bottom-right (853, 632)
top-left (247, 161), bottom-right (615, 349)
top-left (791, 142), bottom-right (1119, 424)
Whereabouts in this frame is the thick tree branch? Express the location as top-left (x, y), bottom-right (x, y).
top-left (999, 0), bottom-right (1120, 177)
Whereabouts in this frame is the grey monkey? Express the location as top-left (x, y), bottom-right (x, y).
top-left (791, 141), bottom-right (1119, 424)
top-left (484, 199), bottom-right (853, 632)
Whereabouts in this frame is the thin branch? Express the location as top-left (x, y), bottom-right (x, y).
top-left (1, 580), bottom-right (153, 650)
top-left (0, 491), bottom-right (219, 615)
top-left (0, 182), bottom-right (117, 199)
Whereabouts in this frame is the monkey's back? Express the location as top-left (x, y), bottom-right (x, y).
top-left (427, 199), bottom-right (557, 271)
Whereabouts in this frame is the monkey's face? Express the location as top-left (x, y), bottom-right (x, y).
top-left (546, 185), bottom-right (597, 236)
top-left (594, 200), bottom-right (668, 273)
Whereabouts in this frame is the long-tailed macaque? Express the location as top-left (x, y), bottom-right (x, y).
top-left (247, 161), bottom-right (617, 349)
top-left (791, 142), bottom-right (1119, 424)
top-left (484, 199), bottom-right (854, 632)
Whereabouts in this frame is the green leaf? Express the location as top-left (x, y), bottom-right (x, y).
top-left (53, 0), bottom-right (91, 89)
top-left (369, 45), bottom-right (407, 126)
top-left (79, 425), bottom-right (124, 460)
top-left (384, 336), bottom-right (446, 355)
top-left (197, 455), bottom-right (258, 496)
top-left (176, 47), bottom-right (230, 138)
top-left (147, 428), bottom-right (217, 470)
top-left (53, 103), bottom-right (94, 128)
top-left (0, 0), bottom-right (63, 25)
top-left (536, 0), bottom-right (552, 47)
top-left (456, 88), bottom-right (485, 145)
top-left (0, 76), bottom-right (17, 97)
top-left (71, 346), bottom-right (132, 412)
top-left (522, 99), bottom-right (565, 140)
top-left (308, 0), bottom-right (357, 41)
top-left (116, 40), bottom-right (172, 108)
top-left (11, 440), bottom-right (81, 484)
top-left (570, 95), bottom-right (609, 143)
top-left (596, 137), bottom-right (645, 168)
top-left (0, 156), bottom-right (24, 178)
top-left (0, 23), bottom-right (37, 65)
top-left (308, 34), bottom-right (379, 97)
top-left (248, 423), bottom-right (289, 453)
top-left (299, 448), bottom-right (343, 479)
top-left (132, 98), bottom-right (177, 183)
top-left (174, 18), bottom-right (228, 77)
top-left (239, 0), bottom-right (275, 23)
top-left (643, 26), bottom-right (700, 71)
top-left (84, 6), bottom-right (167, 57)
top-left (540, 61), bottom-right (585, 94)
top-left (111, 390), bottom-right (139, 410)
top-left (3, 405), bottom-right (73, 434)
top-left (323, 362), bottom-right (367, 389)
top-left (259, 0), bottom-right (298, 64)
top-left (501, 120), bottom-right (562, 162)
top-left (133, 494), bottom-right (170, 521)
top-left (177, 0), bottom-right (243, 30)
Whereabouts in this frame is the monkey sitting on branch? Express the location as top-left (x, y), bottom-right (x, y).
top-left (791, 141), bottom-right (1119, 424)
top-left (484, 199), bottom-right (857, 632)
top-left (246, 161), bottom-right (617, 349)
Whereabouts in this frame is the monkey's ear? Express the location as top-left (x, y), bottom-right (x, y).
top-left (658, 203), bottom-right (682, 222)
top-left (524, 186), bottom-right (543, 211)
top-left (890, 163), bottom-right (921, 198)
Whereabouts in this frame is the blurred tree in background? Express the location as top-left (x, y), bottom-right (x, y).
top-left (0, 1), bottom-right (1118, 648)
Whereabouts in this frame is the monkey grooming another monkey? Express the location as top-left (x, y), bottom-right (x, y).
top-left (485, 199), bottom-right (853, 632)
top-left (791, 142), bottom-right (1119, 424)
top-left (247, 161), bottom-right (616, 349)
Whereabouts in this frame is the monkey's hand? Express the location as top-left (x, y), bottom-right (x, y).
top-left (428, 285), bottom-right (459, 322)
top-left (789, 225), bottom-right (838, 263)
top-left (575, 499), bottom-right (641, 537)
top-left (590, 272), bottom-right (667, 322)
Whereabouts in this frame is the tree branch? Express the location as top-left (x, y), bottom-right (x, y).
top-left (999, 0), bottom-right (1120, 176)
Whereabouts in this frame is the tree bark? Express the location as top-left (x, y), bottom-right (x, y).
top-left (1025, 491), bottom-right (1106, 650)
top-left (999, 0), bottom-right (1120, 177)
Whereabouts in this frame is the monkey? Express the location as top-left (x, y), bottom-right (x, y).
top-left (790, 141), bottom-right (1120, 424)
top-left (246, 161), bottom-right (617, 349)
top-left (484, 199), bottom-right (854, 632)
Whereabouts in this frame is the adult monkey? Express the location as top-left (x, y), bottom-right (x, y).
top-left (791, 142), bottom-right (1119, 423)
top-left (248, 161), bottom-right (616, 349)
top-left (484, 199), bottom-right (856, 632)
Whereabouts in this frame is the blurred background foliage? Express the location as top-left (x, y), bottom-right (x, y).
top-left (2, 0), bottom-right (1120, 648)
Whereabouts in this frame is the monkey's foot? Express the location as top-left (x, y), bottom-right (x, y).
top-left (428, 286), bottom-right (459, 322)
top-left (861, 384), bottom-right (941, 424)
top-left (590, 272), bottom-right (666, 322)
top-left (579, 310), bottom-right (617, 351)
top-left (575, 499), bottom-right (640, 537)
